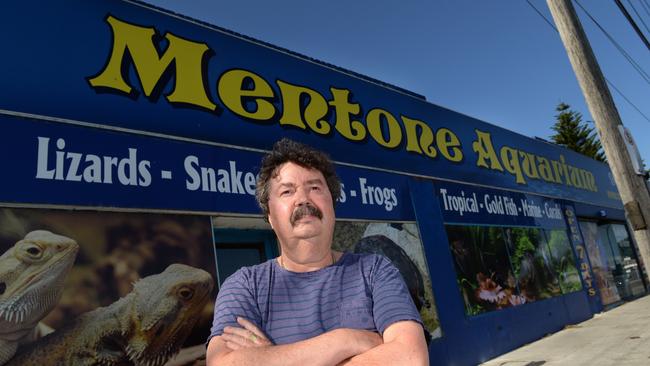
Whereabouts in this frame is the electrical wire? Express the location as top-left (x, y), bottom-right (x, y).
top-left (527, 0), bottom-right (649, 83)
top-left (525, 0), bottom-right (650, 123)
top-left (525, 0), bottom-right (558, 32)
top-left (606, 80), bottom-right (650, 123)
top-left (577, 0), bottom-right (650, 83)
top-left (527, 0), bottom-right (557, 30)
top-left (614, 0), bottom-right (650, 52)
top-left (625, 0), bottom-right (650, 35)
top-left (640, 0), bottom-right (650, 20)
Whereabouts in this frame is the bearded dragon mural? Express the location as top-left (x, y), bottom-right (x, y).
top-left (8, 263), bottom-right (214, 366)
top-left (0, 230), bottom-right (79, 365)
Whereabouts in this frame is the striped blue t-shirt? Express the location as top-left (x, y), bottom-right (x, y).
top-left (209, 252), bottom-right (422, 345)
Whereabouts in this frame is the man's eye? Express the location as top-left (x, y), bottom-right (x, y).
top-left (280, 190), bottom-right (291, 196)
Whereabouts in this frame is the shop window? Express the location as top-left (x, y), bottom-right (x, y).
top-left (214, 243), bottom-right (267, 286)
top-left (600, 223), bottom-right (645, 300)
top-left (210, 218), bottom-right (442, 341)
top-left (446, 224), bottom-right (583, 316)
top-left (0, 208), bottom-right (217, 365)
top-left (446, 225), bottom-right (521, 315)
top-left (505, 227), bottom-right (562, 301)
top-left (333, 221), bottom-right (442, 341)
top-left (578, 220), bottom-right (646, 305)
top-left (579, 221), bottom-right (621, 306)
top-left (212, 228), bottom-right (278, 287)
top-left (543, 229), bottom-right (582, 294)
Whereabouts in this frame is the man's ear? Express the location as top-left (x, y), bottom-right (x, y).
top-left (267, 214), bottom-right (275, 230)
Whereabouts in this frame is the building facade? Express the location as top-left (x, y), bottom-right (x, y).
top-left (1, 1), bottom-right (647, 365)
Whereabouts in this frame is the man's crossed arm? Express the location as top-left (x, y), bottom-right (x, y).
top-left (206, 317), bottom-right (428, 366)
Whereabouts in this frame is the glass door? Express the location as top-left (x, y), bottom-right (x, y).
top-left (578, 221), bottom-right (621, 306)
top-left (578, 220), bottom-right (646, 306)
top-left (602, 224), bottom-right (646, 300)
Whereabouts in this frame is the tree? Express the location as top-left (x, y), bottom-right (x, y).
top-left (550, 103), bottom-right (606, 162)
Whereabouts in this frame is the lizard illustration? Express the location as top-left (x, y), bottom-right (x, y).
top-left (0, 230), bottom-right (79, 365)
top-left (9, 263), bottom-right (214, 366)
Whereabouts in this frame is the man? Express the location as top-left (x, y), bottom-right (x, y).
top-left (206, 139), bottom-right (428, 366)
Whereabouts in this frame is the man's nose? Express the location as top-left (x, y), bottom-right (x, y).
top-left (295, 187), bottom-right (313, 205)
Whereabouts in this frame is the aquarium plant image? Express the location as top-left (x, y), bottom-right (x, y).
top-left (446, 224), bottom-right (583, 316)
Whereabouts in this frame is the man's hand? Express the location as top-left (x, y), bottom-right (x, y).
top-left (207, 320), bottom-right (383, 366)
top-left (221, 317), bottom-right (273, 350)
top-left (341, 321), bottom-right (428, 366)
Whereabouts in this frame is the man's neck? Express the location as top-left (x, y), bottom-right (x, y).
top-left (278, 250), bottom-right (338, 272)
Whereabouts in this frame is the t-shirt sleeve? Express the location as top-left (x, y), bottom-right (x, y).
top-left (371, 255), bottom-right (423, 334)
top-left (207, 268), bottom-right (261, 344)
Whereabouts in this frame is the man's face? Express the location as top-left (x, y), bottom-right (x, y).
top-left (267, 162), bottom-right (335, 248)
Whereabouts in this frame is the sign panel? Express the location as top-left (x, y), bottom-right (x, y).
top-left (435, 182), bottom-right (568, 229)
top-left (563, 205), bottom-right (599, 300)
top-left (0, 115), bottom-right (414, 221)
top-left (0, 0), bottom-right (622, 209)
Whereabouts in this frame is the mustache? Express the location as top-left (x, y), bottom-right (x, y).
top-left (290, 204), bottom-right (323, 226)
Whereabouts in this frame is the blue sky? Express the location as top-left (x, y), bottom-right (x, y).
top-left (142, 0), bottom-right (650, 167)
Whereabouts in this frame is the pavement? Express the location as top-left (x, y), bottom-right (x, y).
top-left (480, 295), bottom-right (650, 366)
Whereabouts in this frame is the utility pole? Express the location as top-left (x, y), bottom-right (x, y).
top-left (547, 0), bottom-right (650, 279)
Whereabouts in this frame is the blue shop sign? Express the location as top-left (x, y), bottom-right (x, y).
top-left (0, 115), bottom-right (414, 221)
top-left (435, 181), bottom-right (568, 229)
top-left (1, 0), bottom-right (620, 209)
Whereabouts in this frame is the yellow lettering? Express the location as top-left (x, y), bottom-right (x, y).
top-left (537, 157), bottom-right (554, 182)
top-left (588, 288), bottom-right (597, 296)
top-left (88, 16), bottom-right (216, 111)
top-left (520, 151), bottom-right (540, 179)
top-left (277, 80), bottom-right (330, 134)
top-left (560, 155), bottom-right (572, 187)
top-left (551, 159), bottom-right (565, 184)
top-left (472, 130), bottom-right (503, 171)
top-left (218, 69), bottom-right (276, 121)
top-left (437, 128), bottom-right (463, 162)
top-left (401, 116), bottom-right (437, 158)
top-left (87, 16), bottom-right (604, 195)
top-left (500, 146), bottom-right (526, 184)
top-left (568, 167), bottom-right (583, 189)
top-left (366, 108), bottom-right (402, 148)
top-left (583, 170), bottom-right (597, 192)
top-left (329, 88), bottom-right (366, 141)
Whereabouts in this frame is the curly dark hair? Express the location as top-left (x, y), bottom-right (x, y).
top-left (256, 138), bottom-right (341, 218)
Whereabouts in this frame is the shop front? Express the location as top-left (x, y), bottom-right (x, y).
top-left (1, 1), bottom-right (646, 365)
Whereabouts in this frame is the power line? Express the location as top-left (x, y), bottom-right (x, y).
top-left (525, 0), bottom-right (650, 123)
top-left (575, 0), bottom-right (650, 84)
top-left (614, 0), bottom-right (650, 52)
top-left (625, 0), bottom-right (650, 35)
top-left (640, 0), bottom-right (650, 22)
top-left (607, 79), bottom-right (650, 123)
top-left (526, 0), bottom-right (557, 30)
top-left (528, 0), bottom-right (650, 83)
